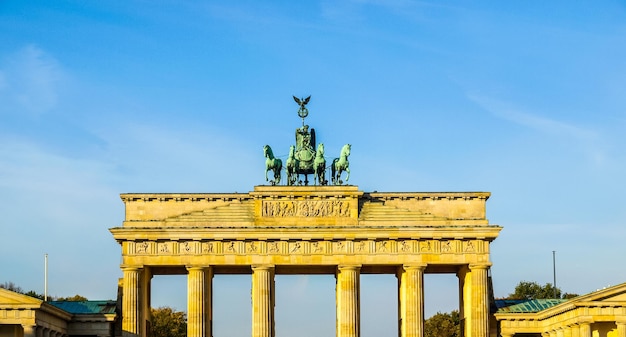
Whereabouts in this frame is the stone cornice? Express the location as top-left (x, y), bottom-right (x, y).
top-left (110, 225), bottom-right (502, 241)
top-left (364, 191), bottom-right (490, 201)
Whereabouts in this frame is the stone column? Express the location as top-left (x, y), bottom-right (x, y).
top-left (140, 267), bottom-right (152, 337)
top-left (187, 266), bottom-right (213, 337)
top-left (556, 328), bottom-right (565, 337)
top-left (563, 326), bottom-right (573, 337)
top-left (122, 266), bottom-right (141, 337)
top-left (579, 322), bottom-right (591, 337)
top-left (571, 325), bottom-right (580, 337)
top-left (616, 320), bottom-right (626, 337)
top-left (22, 325), bottom-right (36, 337)
top-left (252, 265), bottom-right (275, 337)
top-left (398, 264), bottom-right (426, 337)
top-left (469, 263), bottom-right (491, 337)
top-left (336, 265), bottom-right (361, 337)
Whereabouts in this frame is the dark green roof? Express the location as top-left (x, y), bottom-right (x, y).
top-left (49, 301), bottom-right (117, 314)
top-left (495, 299), bottom-right (568, 313)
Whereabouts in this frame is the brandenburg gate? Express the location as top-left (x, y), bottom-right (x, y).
top-left (109, 97), bottom-right (501, 337)
top-left (110, 186), bottom-right (500, 337)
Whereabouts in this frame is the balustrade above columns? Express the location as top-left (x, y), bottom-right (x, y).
top-left (252, 265), bottom-right (275, 337)
top-left (336, 265), bottom-right (361, 337)
top-left (398, 264), bottom-right (426, 337)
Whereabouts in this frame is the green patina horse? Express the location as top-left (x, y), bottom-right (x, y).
top-left (314, 143), bottom-right (327, 185)
top-left (286, 145), bottom-right (297, 186)
top-left (331, 144), bottom-right (351, 185)
top-left (263, 145), bottom-right (282, 185)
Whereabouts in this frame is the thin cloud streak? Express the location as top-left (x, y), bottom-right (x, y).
top-left (467, 93), bottom-right (611, 167)
top-left (468, 93), bottom-right (596, 139)
top-left (0, 45), bottom-right (65, 115)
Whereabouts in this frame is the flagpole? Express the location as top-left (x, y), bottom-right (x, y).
top-left (552, 250), bottom-right (557, 298)
top-left (44, 253), bottom-right (48, 301)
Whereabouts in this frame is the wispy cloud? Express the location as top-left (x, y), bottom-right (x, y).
top-left (468, 93), bottom-right (609, 167)
top-left (0, 44), bottom-right (65, 115)
top-left (468, 93), bottom-right (596, 139)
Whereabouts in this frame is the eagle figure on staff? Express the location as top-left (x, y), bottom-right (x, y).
top-left (293, 95), bottom-right (311, 121)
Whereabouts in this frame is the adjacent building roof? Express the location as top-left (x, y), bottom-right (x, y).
top-left (494, 299), bottom-right (568, 313)
top-left (49, 301), bottom-right (117, 315)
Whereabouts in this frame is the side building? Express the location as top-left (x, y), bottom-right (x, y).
top-left (494, 282), bottom-right (626, 337)
top-left (0, 288), bottom-right (118, 337)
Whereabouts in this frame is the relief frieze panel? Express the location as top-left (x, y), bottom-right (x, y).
top-left (262, 200), bottom-right (350, 217)
top-left (180, 241), bottom-right (197, 254)
top-left (130, 239), bottom-right (486, 256)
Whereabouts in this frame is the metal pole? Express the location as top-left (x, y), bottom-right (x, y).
top-left (44, 253), bottom-right (48, 301)
top-left (552, 251), bottom-right (557, 298)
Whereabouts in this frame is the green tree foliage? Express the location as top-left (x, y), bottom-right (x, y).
top-left (56, 294), bottom-right (88, 301)
top-left (1, 282), bottom-right (43, 299)
top-left (24, 290), bottom-right (45, 300)
top-left (507, 281), bottom-right (578, 300)
top-left (151, 306), bottom-right (187, 337)
top-left (425, 310), bottom-right (460, 337)
top-left (0, 281), bottom-right (24, 293)
top-left (1, 281), bottom-right (89, 301)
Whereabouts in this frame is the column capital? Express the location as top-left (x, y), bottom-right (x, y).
top-left (121, 265), bottom-right (143, 272)
top-left (469, 263), bottom-right (492, 270)
top-left (337, 264), bottom-right (361, 271)
top-left (186, 265), bottom-right (211, 271)
top-left (402, 264), bottom-right (427, 271)
top-left (251, 264), bottom-right (275, 271)
top-left (22, 324), bottom-right (37, 337)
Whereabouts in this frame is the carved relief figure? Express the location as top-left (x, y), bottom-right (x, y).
top-left (441, 241), bottom-right (451, 252)
top-left (136, 242), bottom-right (149, 254)
top-left (269, 242), bottom-right (280, 253)
top-left (400, 240), bottom-right (411, 252)
top-left (203, 242), bottom-right (214, 254)
top-left (312, 241), bottom-right (324, 253)
top-left (262, 200), bottom-right (350, 217)
top-left (290, 242), bottom-right (302, 253)
top-left (158, 242), bottom-right (170, 254)
top-left (378, 241), bottom-right (388, 252)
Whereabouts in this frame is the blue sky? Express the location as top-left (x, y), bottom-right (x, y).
top-left (1, 1), bottom-right (626, 336)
